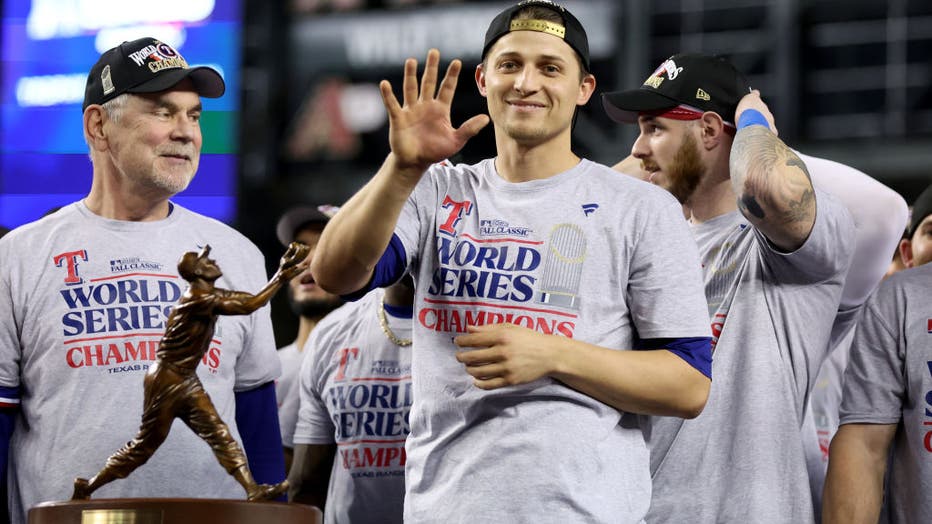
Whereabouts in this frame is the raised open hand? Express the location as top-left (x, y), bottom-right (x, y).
top-left (380, 48), bottom-right (490, 172)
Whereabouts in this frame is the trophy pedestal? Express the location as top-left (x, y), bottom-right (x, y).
top-left (28, 498), bottom-right (321, 524)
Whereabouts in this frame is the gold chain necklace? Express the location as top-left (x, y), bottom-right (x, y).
top-left (377, 298), bottom-right (412, 346)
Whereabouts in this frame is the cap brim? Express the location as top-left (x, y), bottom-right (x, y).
top-left (127, 66), bottom-right (226, 99)
top-left (601, 89), bottom-right (681, 123)
top-left (276, 206), bottom-right (331, 247)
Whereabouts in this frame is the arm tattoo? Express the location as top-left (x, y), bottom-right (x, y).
top-left (730, 126), bottom-right (815, 229)
top-left (739, 195), bottom-right (766, 219)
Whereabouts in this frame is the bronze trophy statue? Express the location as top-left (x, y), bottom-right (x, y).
top-left (70, 242), bottom-right (307, 502)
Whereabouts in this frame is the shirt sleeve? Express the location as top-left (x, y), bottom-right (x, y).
top-left (293, 328), bottom-right (337, 445)
top-left (640, 337), bottom-right (713, 379)
top-left (0, 385), bottom-right (18, 490)
top-left (392, 164), bottom-right (438, 281)
top-left (627, 194), bottom-right (711, 339)
top-left (234, 382), bottom-right (286, 490)
top-left (341, 234), bottom-right (408, 301)
top-left (0, 240), bottom-right (22, 390)
top-left (232, 246), bottom-right (282, 391)
top-left (838, 286), bottom-right (905, 426)
top-left (753, 188), bottom-right (855, 286)
top-left (0, 239), bottom-right (23, 494)
top-left (343, 165), bottom-right (438, 300)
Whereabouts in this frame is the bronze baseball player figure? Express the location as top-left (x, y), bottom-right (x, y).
top-left (72, 242), bottom-right (310, 502)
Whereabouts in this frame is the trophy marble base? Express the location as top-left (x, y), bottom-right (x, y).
top-left (28, 498), bottom-right (321, 524)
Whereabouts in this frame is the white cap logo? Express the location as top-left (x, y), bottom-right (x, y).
top-left (661, 59), bottom-right (683, 80)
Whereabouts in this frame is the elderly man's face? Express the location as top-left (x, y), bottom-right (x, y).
top-left (103, 79), bottom-right (203, 198)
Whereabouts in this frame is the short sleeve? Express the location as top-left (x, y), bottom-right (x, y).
top-left (627, 195), bottom-right (711, 339)
top-left (232, 246), bottom-right (282, 390)
top-left (839, 291), bottom-right (904, 425)
top-left (293, 330), bottom-right (337, 445)
top-left (393, 163), bottom-right (447, 275)
top-left (0, 239), bottom-right (22, 390)
top-left (754, 188), bottom-right (855, 285)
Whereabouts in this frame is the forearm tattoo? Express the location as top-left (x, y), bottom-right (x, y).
top-left (730, 126), bottom-right (814, 227)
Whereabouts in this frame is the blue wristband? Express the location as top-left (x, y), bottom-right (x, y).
top-left (737, 109), bottom-right (770, 130)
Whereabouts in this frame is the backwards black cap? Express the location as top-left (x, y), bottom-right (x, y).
top-left (83, 37), bottom-right (225, 111)
top-left (482, 0), bottom-right (590, 71)
top-left (602, 53), bottom-right (750, 124)
top-left (909, 183), bottom-right (932, 236)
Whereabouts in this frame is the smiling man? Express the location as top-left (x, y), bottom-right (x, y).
top-left (310, 2), bottom-right (713, 522)
top-left (0, 37), bottom-right (286, 523)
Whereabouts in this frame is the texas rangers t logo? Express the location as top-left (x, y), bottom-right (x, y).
top-left (438, 196), bottom-right (472, 236)
top-left (54, 250), bottom-right (89, 285)
top-left (335, 347), bottom-right (360, 381)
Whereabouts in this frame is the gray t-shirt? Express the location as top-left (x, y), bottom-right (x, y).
top-left (393, 158), bottom-right (711, 523)
top-left (294, 289), bottom-right (412, 524)
top-left (646, 192), bottom-right (854, 523)
top-left (277, 341), bottom-right (304, 448)
top-left (839, 262), bottom-right (932, 523)
top-left (0, 202), bottom-right (280, 523)
top-left (803, 325), bottom-right (855, 517)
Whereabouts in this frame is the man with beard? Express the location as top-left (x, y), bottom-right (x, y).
top-left (0, 37), bottom-right (286, 522)
top-left (606, 53), bottom-right (908, 521)
top-left (601, 53), bottom-right (872, 522)
top-left (274, 206), bottom-right (343, 472)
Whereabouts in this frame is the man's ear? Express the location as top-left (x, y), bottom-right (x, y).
top-left (899, 237), bottom-right (915, 268)
top-left (576, 73), bottom-right (596, 105)
top-left (476, 64), bottom-right (487, 97)
top-left (699, 111), bottom-right (728, 150)
top-left (84, 106), bottom-right (108, 152)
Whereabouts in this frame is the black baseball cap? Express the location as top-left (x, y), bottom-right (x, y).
top-left (276, 205), bottom-right (336, 247)
top-left (602, 53), bottom-right (750, 124)
top-left (83, 37), bottom-right (225, 111)
top-left (909, 183), bottom-right (932, 236)
top-left (482, 0), bottom-right (590, 71)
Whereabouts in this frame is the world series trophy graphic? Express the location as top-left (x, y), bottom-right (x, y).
top-left (29, 244), bottom-right (321, 524)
